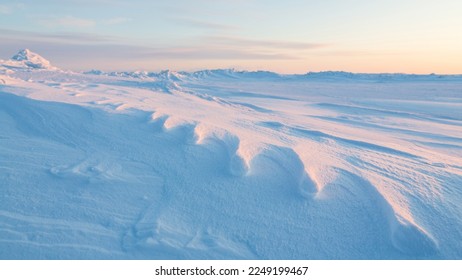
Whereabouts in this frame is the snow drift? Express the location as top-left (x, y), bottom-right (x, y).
top-left (1, 50), bottom-right (461, 259)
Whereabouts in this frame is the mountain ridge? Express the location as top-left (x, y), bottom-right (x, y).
top-left (1, 49), bottom-right (462, 80)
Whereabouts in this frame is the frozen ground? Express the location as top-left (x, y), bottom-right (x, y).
top-left (1, 50), bottom-right (461, 259)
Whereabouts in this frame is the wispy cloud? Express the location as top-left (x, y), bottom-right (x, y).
top-left (35, 15), bottom-right (131, 28)
top-left (0, 28), bottom-right (298, 71)
top-left (141, 47), bottom-right (296, 60)
top-left (316, 49), bottom-right (402, 57)
top-left (0, 28), bottom-right (119, 44)
top-left (0, 5), bottom-right (11, 14)
top-left (102, 17), bottom-right (132, 25)
top-left (171, 17), bottom-right (236, 31)
top-left (46, 0), bottom-right (126, 4)
top-left (38, 16), bottom-right (96, 28)
top-left (0, 28), bottom-right (327, 71)
top-left (204, 36), bottom-right (329, 50)
top-left (0, 3), bottom-right (25, 14)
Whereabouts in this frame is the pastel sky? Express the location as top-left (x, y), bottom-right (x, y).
top-left (1, 0), bottom-right (461, 73)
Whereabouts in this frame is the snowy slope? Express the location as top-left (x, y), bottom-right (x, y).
top-left (1, 50), bottom-right (462, 259)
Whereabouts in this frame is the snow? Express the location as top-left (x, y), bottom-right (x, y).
top-left (1, 49), bottom-right (56, 70)
top-left (1, 50), bottom-right (462, 259)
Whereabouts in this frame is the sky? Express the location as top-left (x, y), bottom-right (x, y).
top-left (0, 0), bottom-right (461, 73)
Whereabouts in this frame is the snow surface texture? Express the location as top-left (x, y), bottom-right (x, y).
top-left (1, 50), bottom-right (462, 259)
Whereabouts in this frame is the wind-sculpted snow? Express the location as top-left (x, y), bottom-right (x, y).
top-left (1, 51), bottom-right (462, 259)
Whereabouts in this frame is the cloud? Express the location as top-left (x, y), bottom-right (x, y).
top-left (315, 49), bottom-right (402, 57)
top-left (140, 47), bottom-right (296, 60)
top-left (102, 17), bottom-right (132, 25)
top-left (0, 3), bottom-right (24, 14)
top-left (0, 5), bottom-right (11, 14)
top-left (38, 16), bottom-right (96, 28)
top-left (35, 16), bottom-right (131, 28)
top-left (0, 28), bottom-right (120, 44)
top-left (0, 27), bottom-right (326, 72)
top-left (171, 17), bottom-right (236, 31)
top-left (0, 31), bottom-right (297, 73)
top-left (45, 0), bottom-right (126, 4)
top-left (203, 36), bottom-right (329, 50)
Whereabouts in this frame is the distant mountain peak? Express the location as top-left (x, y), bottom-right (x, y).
top-left (9, 49), bottom-right (54, 69)
top-left (11, 49), bottom-right (33, 60)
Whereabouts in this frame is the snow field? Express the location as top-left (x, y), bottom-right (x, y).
top-left (1, 50), bottom-right (461, 259)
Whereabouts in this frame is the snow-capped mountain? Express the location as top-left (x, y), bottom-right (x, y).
top-left (1, 49), bottom-right (57, 70)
